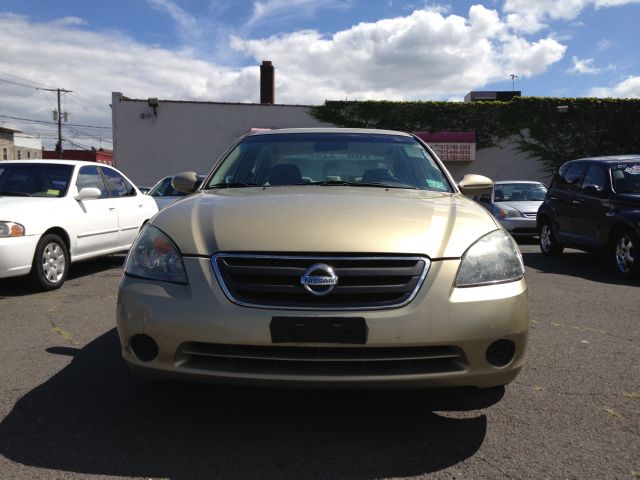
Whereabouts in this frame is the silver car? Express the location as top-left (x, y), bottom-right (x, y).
top-left (475, 181), bottom-right (547, 237)
top-left (147, 174), bottom-right (205, 209)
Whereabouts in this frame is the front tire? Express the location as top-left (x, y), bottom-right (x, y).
top-left (611, 229), bottom-right (639, 278)
top-left (539, 218), bottom-right (564, 256)
top-left (29, 233), bottom-right (69, 291)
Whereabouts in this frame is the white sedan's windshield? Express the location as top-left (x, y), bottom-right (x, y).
top-left (0, 163), bottom-right (73, 197)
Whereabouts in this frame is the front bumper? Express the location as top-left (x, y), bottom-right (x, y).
top-left (117, 257), bottom-right (529, 389)
top-left (0, 235), bottom-right (38, 279)
top-left (498, 217), bottom-right (538, 237)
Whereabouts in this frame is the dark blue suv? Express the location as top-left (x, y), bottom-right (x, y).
top-left (537, 155), bottom-right (640, 277)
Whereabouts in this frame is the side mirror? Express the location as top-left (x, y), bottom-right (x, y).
top-left (582, 184), bottom-right (602, 195)
top-left (75, 187), bottom-right (102, 201)
top-left (458, 174), bottom-right (494, 196)
top-left (172, 171), bottom-right (199, 194)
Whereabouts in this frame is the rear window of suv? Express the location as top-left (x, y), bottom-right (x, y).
top-left (612, 163), bottom-right (640, 194)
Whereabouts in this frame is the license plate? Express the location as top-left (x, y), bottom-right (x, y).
top-left (270, 317), bottom-right (368, 344)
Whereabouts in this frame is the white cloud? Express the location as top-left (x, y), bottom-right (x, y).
top-left (568, 56), bottom-right (601, 74)
top-left (596, 38), bottom-right (613, 51)
top-left (0, 14), bottom-right (258, 148)
top-left (232, 5), bottom-right (565, 103)
top-left (503, 0), bottom-right (640, 32)
top-left (245, 0), bottom-right (352, 30)
top-left (0, 6), bottom-right (570, 146)
top-left (590, 76), bottom-right (640, 97)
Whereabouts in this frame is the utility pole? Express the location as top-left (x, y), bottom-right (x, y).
top-left (42, 87), bottom-right (72, 157)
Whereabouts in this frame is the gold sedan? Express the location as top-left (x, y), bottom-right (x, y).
top-left (117, 128), bottom-right (528, 389)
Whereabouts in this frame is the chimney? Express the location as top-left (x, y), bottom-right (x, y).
top-left (260, 60), bottom-right (275, 104)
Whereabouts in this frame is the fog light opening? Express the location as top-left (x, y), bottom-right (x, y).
top-left (486, 339), bottom-right (516, 367)
top-left (130, 334), bottom-right (159, 362)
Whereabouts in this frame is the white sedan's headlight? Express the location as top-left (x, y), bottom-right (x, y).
top-left (125, 225), bottom-right (187, 284)
top-left (455, 229), bottom-right (524, 287)
top-left (0, 221), bottom-right (25, 237)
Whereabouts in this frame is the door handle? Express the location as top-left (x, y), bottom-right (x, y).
top-left (572, 200), bottom-right (581, 204)
top-left (108, 207), bottom-right (116, 211)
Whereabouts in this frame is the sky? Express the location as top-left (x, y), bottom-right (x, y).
top-left (0, 0), bottom-right (639, 149)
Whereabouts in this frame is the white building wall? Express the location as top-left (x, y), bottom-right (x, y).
top-left (444, 142), bottom-right (551, 185)
top-left (14, 134), bottom-right (42, 150)
top-left (112, 92), bottom-right (550, 186)
top-left (112, 93), bottom-right (332, 185)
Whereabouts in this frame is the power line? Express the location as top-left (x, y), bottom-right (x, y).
top-left (0, 77), bottom-right (46, 89)
top-left (0, 113), bottom-right (111, 129)
top-left (62, 136), bottom-right (93, 150)
top-left (0, 70), bottom-right (58, 90)
top-left (66, 95), bottom-right (108, 112)
top-left (67, 126), bottom-right (113, 144)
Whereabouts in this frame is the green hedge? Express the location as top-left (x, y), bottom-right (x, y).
top-left (309, 97), bottom-right (640, 173)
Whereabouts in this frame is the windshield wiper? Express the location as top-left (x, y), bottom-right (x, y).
top-left (307, 180), bottom-right (418, 189)
top-left (206, 182), bottom-right (260, 189)
top-left (0, 190), bottom-right (31, 196)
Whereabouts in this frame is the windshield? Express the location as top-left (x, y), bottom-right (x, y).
top-left (205, 133), bottom-right (453, 192)
top-left (0, 163), bottom-right (74, 197)
top-left (611, 163), bottom-right (640, 194)
top-left (494, 183), bottom-right (547, 202)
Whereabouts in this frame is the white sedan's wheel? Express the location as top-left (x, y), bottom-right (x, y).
top-left (30, 234), bottom-right (69, 291)
top-left (41, 242), bottom-right (66, 284)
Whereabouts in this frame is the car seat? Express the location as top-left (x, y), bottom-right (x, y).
top-left (509, 191), bottom-right (523, 201)
top-left (268, 164), bottom-right (303, 186)
top-left (362, 168), bottom-right (394, 184)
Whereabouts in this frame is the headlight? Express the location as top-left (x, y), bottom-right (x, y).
top-left (495, 206), bottom-right (522, 218)
top-left (0, 221), bottom-right (25, 237)
top-left (455, 229), bottom-right (524, 287)
top-left (125, 225), bottom-right (187, 284)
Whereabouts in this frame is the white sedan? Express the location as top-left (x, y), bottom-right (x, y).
top-left (0, 160), bottom-right (158, 290)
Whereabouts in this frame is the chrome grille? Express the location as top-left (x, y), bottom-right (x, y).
top-left (212, 254), bottom-right (430, 310)
top-left (179, 343), bottom-right (467, 377)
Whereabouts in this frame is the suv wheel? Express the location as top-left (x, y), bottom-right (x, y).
top-left (539, 218), bottom-right (564, 256)
top-left (611, 229), bottom-right (638, 277)
top-left (29, 233), bottom-right (69, 291)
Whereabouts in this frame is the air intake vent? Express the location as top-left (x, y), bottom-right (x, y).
top-left (179, 343), bottom-right (467, 377)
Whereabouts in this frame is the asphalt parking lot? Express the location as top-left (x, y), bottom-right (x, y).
top-left (0, 243), bottom-right (638, 479)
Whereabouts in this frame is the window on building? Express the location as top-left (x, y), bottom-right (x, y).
top-left (16, 150), bottom-right (21, 160)
top-left (27, 151), bottom-right (31, 159)
top-left (2, 147), bottom-right (7, 160)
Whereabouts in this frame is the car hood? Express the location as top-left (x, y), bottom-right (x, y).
top-left (497, 200), bottom-right (543, 214)
top-left (0, 196), bottom-right (59, 221)
top-left (151, 187), bottom-right (500, 259)
top-left (153, 195), bottom-right (183, 210)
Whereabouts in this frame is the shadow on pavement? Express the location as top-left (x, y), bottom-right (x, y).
top-left (0, 329), bottom-right (501, 479)
top-left (521, 248), bottom-right (638, 286)
top-left (0, 254), bottom-right (126, 297)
